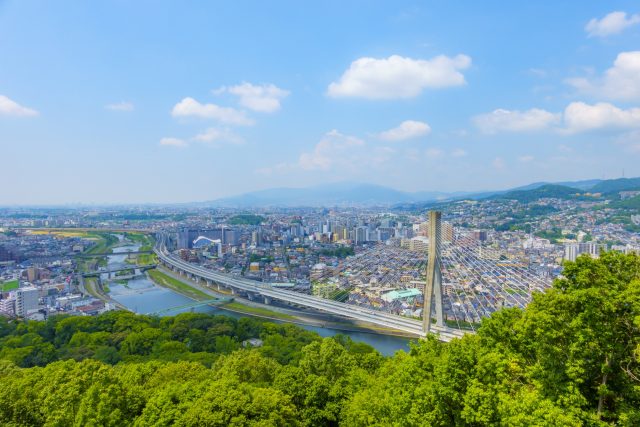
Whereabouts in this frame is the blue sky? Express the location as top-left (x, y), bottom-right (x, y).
top-left (1, 1), bottom-right (640, 204)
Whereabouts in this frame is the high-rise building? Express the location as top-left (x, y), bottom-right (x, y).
top-left (473, 230), bottom-right (488, 241)
top-left (564, 242), bottom-right (608, 262)
top-left (0, 297), bottom-right (15, 316)
top-left (15, 287), bottom-right (39, 317)
top-left (251, 231), bottom-right (262, 246)
top-left (417, 221), bottom-right (429, 237)
top-left (354, 226), bottom-right (368, 244)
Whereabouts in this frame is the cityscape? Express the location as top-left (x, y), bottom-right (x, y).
top-left (1, 2), bottom-right (639, 425)
top-left (2, 178), bottom-right (639, 331)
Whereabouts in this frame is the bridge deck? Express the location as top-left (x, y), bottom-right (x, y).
top-left (154, 237), bottom-right (466, 341)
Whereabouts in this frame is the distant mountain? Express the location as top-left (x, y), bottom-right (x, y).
top-left (491, 184), bottom-right (583, 203)
top-left (207, 177), bottom-right (639, 208)
top-left (589, 178), bottom-right (640, 194)
top-left (210, 183), bottom-right (423, 207)
top-left (508, 179), bottom-right (602, 192)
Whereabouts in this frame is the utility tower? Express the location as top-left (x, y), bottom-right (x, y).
top-left (423, 210), bottom-right (445, 335)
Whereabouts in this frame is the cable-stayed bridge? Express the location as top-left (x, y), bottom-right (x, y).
top-left (154, 212), bottom-right (552, 340)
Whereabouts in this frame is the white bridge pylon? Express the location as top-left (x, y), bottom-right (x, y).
top-left (423, 211), bottom-right (445, 335)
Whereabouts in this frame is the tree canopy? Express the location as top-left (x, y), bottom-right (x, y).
top-left (0, 251), bottom-right (639, 425)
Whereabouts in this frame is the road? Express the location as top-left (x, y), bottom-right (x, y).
top-left (154, 234), bottom-right (466, 341)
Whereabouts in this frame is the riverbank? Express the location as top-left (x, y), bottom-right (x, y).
top-left (150, 266), bottom-right (419, 339)
top-left (80, 276), bottom-right (129, 311)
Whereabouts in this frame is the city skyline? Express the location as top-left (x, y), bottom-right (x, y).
top-left (2, 1), bottom-right (640, 204)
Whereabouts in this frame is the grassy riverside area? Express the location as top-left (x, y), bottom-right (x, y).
top-left (147, 269), bottom-right (211, 301)
top-left (122, 232), bottom-right (153, 246)
top-left (151, 268), bottom-right (300, 322)
top-left (149, 270), bottom-right (409, 334)
top-left (0, 280), bottom-right (19, 292)
top-left (85, 232), bottom-right (119, 255)
top-left (83, 277), bottom-right (105, 301)
top-left (222, 301), bottom-right (295, 320)
top-left (123, 232), bottom-right (156, 265)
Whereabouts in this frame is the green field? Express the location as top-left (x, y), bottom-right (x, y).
top-left (85, 233), bottom-right (119, 255)
top-left (147, 269), bottom-right (211, 300)
top-left (0, 280), bottom-right (19, 292)
top-left (124, 232), bottom-right (154, 246)
top-left (222, 301), bottom-right (295, 320)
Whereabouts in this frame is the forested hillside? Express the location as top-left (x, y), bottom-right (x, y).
top-left (0, 252), bottom-right (639, 426)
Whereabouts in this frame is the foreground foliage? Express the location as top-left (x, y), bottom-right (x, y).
top-left (0, 252), bottom-right (639, 426)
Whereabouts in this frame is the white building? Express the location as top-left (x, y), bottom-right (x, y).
top-left (0, 297), bottom-right (15, 316)
top-left (16, 286), bottom-right (39, 317)
top-left (564, 242), bottom-right (608, 262)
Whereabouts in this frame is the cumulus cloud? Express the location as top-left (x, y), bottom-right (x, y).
top-left (563, 102), bottom-right (640, 133)
top-left (378, 120), bottom-right (431, 141)
top-left (473, 108), bottom-right (560, 133)
top-left (566, 51), bottom-right (640, 101)
top-left (518, 155), bottom-right (535, 163)
top-left (105, 101), bottom-right (134, 112)
top-left (216, 83), bottom-right (289, 113)
top-left (327, 54), bottom-right (471, 99)
top-left (451, 148), bottom-right (467, 157)
top-left (160, 137), bottom-right (187, 148)
top-left (171, 97), bottom-right (254, 126)
top-left (585, 11), bottom-right (640, 37)
top-left (298, 130), bottom-right (365, 170)
top-left (193, 127), bottom-right (244, 145)
top-left (473, 101), bottom-right (640, 134)
top-left (0, 95), bottom-right (38, 117)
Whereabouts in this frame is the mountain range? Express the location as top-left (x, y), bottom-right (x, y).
top-left (207, 177), bottom-right (640, 208)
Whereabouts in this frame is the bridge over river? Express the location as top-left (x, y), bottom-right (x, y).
top-left (154, 211), bottom-right (552, 341)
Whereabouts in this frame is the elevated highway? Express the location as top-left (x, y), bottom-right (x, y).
top-left (154, 235), bottom-right (466, 341)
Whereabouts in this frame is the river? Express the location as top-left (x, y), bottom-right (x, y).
top-left (105, 241), bottom-right (412, 356)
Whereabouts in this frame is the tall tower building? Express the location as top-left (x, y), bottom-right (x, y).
top-left (16, 287), bottom-right (39, 317)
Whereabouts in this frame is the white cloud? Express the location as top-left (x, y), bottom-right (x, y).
top-left (105, 101), bottom-right (134, 112)
top-left (518, 155), bottom-right (535, 163)
top-left (474, 102), bottom-right (640, 134)
top-left (0, 95), bottom-right (38, 117)
top-left (451, 148), bottom-right (467, 157)
top-left (216, 83), bottom-right (289, 113)
top-left (193, 128), bottom-right (244, 145)
top-left (566, 51), bottom-right (640, 101)
top-left (298, 130), bottom-right (365, 170)
top-left (563, 102), bottom-right (640, 133)
top-left (585, 11), bottom-right (640, 37)
top-left (160, 137), bottom-right (187, 148)
top-left (473, 108), bottom-right (560, 133)
top-left (378, 120), bottom-right (431, 141)
top-left (171, 97), bottom-right (254, 126)
top-left (327, 54), bottom-right (471, 99)
top-left (492, 157), bottom-right (505, 170)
